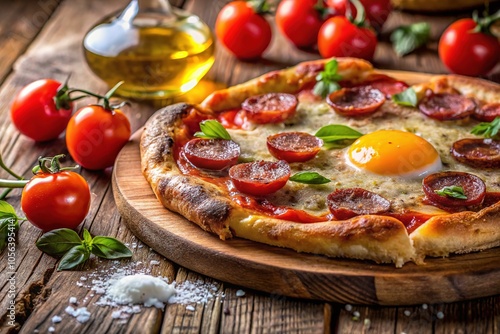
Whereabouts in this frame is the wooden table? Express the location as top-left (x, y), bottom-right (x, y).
top-left (1, 0), bottom-right (499, 333)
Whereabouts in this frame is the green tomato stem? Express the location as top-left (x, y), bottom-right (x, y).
top-left (0, 153), bottom-right (24, 180)
top-left (0, 179), bottom-right (29, 188)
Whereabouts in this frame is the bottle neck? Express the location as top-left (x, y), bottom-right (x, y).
top-left (135, 0), bottom-right (173, 13)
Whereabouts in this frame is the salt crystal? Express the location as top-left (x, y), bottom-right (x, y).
top-left (150, 260), bottom-right (160, 266)
top-left (436, 311), bottom-right (444, 319)
top-left (51, 315), bottom-right (62, 323)
top-left (111, 310), bottom-right (122, 319)
top-left (236, 289), bottom-right (246, 297)
top-left (80, 277), bottom-right (87, 281)
top-left (69, 297), bottom-right (77, 304)
top-left (404, 310), bottom-right (411, 316)
top-left (345, 304), bottom-right (353, 312)
top-left (48, 326), bottom-right (55, 333)
top-left (107, 274), bottom-right (176, 306)
top-left (186, 305), bottom-right (195, 311)
top-left (65, 306), bottom-right (91, 323)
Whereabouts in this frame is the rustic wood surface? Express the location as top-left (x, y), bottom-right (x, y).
top-left (0, 0), bottom-right (499, 333)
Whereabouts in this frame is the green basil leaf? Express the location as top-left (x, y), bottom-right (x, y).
top-left (36, 228), bottom-right (83, 257)
top-left (313, 59), bottom-right (342, 98)
top-left (57, 245), bottom-right (89, 271)
top-left (434, 186), bottom-right (467, 200)
top-left (91, 236), bottom-right (132, 259)
top-left (290, 172), bottom-right (331, 184)
top-left (471, 117), bottom-right (500, 138)
top-left (391, 22), bottom-right (430, 57)
top-left (83, 229), bottom-right (92, 245)
top-left (0, 200), bottom-right (17, 216)
top-left (315, 124), bottom-right (363, 143)
top-left (392, 87), bottom-right (418, 107)
top-left (195, 120), bottom-right (231, 140)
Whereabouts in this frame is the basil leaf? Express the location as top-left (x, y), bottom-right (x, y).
top-left (290, 172), bottom-right (331, 184)
top-left (57, 245), bottom-right (89, 271)
top-left (471, 117), bottom-right (500, 138)
top-left (392, 87), bottom-right (418, 107)
top-left (0, 200), bottom-right (17, 217)
top-left (194, 120), bottom-right (231, 140)
top-left (91, 236), bottom-right (132, 259)
top-left (313, 59), bottom-right (342, 98)
top-left (391, 22), bottom-right (430, 57)
top-left (36, 228), bottom-right (83, 257)
top-left (434, 186), bottom-right (467, 200)
top-left (83, 229), bottom-right (92, 245)
top-left (315, 124), bottom-right (362, 143)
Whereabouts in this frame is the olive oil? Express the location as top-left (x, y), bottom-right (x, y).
top-left (83, 0), bottom-right (215, 99)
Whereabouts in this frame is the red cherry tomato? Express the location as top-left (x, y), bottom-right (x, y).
top-left (21, 171), bottom-right (91, 232)
top-left (229, 160), bottom-right (291, 196)
top-left (242, 93), bottom-right (298, 124)
top-left (215, 1), bottom-right (272, 59)
top-left (438, 18), bottom-right (500, 76)
top-left (183, 138), bottom-right (240, 170)
top-left (318, 16), bottom-right (377, 60)
top-left (267, 132), bottom-right (323, 163)
top-left (326, 0), bottom-right (392, 31)
top-left (275, 0), bottom-right (325, 48)
top-left (66, 106), bottom-right (131, 170)
top-left (10, 79), bottom-right (73, 142)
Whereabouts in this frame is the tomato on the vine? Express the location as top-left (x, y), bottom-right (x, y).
top-left (21, 155), bottom-right (91, 232)
top-left (10, 79), bottom-right (73, 142)
top-left (275, 0), bottom-right (326, 48)
top-left (215, 0), bottom-right (272, 59)
top-left (326, 0), bottom-right (392, 31)
top-left (65, 83), bottom-right (131, 170)
top-left (318, 16), bottom-right (377, 60)
top-left (438, 17), bottom-right (500, 76)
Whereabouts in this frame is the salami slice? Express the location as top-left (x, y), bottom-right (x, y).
top-left (366, 79), bottom-right (409, 98)
top-left (473, 103), bottom-right (500, 122)
top-left (184, 138), bottom-right (240, 170)
top-left (229, 160), bottom-right (291, 196)
top-left (242, 93), bottom-right (298, 124)
top-left (418, 93), bottom-right (475, 121)
top-left (451, 138), bottom-right (500, 168)
top-left (326, 188), bottom-right (391, 220)
top-left (327, 87), bottom-right (385, 117)
top-left (267, 132), bottom-right (323, 163)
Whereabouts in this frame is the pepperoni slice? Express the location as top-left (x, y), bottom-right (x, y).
top-left (422, 171), bottom-right (486, 209)
top-left (241, 93), bottom-right (298, 124)
top-left (267, 132), bottom-right (323, 163)
top-left (418, 93), bottom-right (475, 121)
top-left (473, 103), bottom-right (500, 122)
top-left (326, 188), bottom-right (391, 220)
top-left (184, 138), bottom-right (240, 170)
top-left (366, 79), bottom-right (409, 99)
top-left (327, 87), bottom-right (386, 117)
top-left (451, 138), bottom-right (500, 168)
top-left (229, 160), bottom-right (291, 196)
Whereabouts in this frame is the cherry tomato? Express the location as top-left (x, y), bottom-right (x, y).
top-left (318, 16), bottom-right (377, 60)
top-left (21, 171), bottom-right (91, 232)
top-left (326, 0), bottom-right (392, 31)
top-left (66, 105), bottom-right (131, 170)
top-left (242, 93), bottom-right (298, 124)
top-left (439, 18), bottom-right (500, 76)
top-left (10, 79), bottom-right (73, 142)
top-left (215, 1), bottom-right (272, 59)
top-left (275, 0), bottom-right (325, 48)
top-left (183, 138), bottom-right (240, 170)
top-left (267, 132), bottom-right (323, 163)
top-left (229, 160), bottom-right (291, 196)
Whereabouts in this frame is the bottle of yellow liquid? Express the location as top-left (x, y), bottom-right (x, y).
top-left (83, 0), bottom-right (215, 99)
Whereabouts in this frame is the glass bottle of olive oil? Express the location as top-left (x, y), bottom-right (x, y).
top-left (83, 0), bottom-right (215, 99)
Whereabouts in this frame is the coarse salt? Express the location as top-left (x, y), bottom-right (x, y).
top-left (69, 297), bottom-right (77, 305)
top-left (48, 326), bottom-right (55, 333)
top-left (107, 274), bottom-right (176, 307)
top-left (51, 315), bottom-right (62, 323)
top-left (236, 290), bottom-right (246, 297)
top-left (65, 306), bottom-right (91, 323)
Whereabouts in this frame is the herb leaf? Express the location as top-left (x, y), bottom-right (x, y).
top-left (194, 120), bottom-right (231, 140)
top-left (315, 124), bottom-right (363, 143)
top-left (57, 245), bottom-right (90, 271)
top-left (434, 186), bottom-right (467, 200)
top-left (392, 87), bottom-right (418, 107)
top-left (0, 200), bottom-right (17, 217)
top-left (36, 228), bottom-right (83, 257)
top-left (290, 172), bottom-right (331, 184)
top-left (313, 59), bottom-right (343, 98)
top-left (91, 236), bottom-right (132, 259)
top-left (471, 117), bottom-right (500, 138)
top-left (390, 22), bottom-right (431, 57)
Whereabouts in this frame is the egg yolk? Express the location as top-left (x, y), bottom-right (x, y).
top-left (347, 130), bottom-right (442, 178)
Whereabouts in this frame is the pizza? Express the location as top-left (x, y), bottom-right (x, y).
top-left (140, 57), bottom-right (500, 267)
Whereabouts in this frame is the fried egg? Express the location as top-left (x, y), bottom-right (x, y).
top-left (346, 130), bottom-right (442, 179)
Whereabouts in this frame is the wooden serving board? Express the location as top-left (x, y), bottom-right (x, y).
top-left (112, 71), bottom-right (500, 306)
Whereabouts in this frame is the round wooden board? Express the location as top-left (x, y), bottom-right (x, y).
top-left (112, 71), bottom-right (500, 306)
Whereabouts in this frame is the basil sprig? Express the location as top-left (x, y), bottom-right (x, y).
top-left (392, 87), bottom-right (418, 107)
top-left (434, 186), bottom-right (467, 200)
top-left (36, 228), bottom-right (132, 271)
top-left (315, 124), bottom-right (362, 148)
top-left (471, 117), bottom-right (500, 139)
top-left (390, 22), bottom-right (431, 57)
top-left (290, 172), bottom-right (331, 184)
top-left (313, 59), bottom-right (342, 99)
top-left (0, 201), bottom-right (23, 252)
top-left (194, 120), bottom-right (231, 140)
